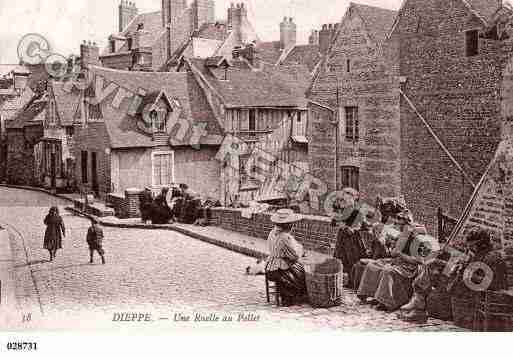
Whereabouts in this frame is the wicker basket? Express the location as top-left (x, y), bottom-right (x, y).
top-left (305, 258), bottom-right (344, 308)
top-left (427, 287), bottom-right (453, 321)
top-left (451, 295), bottom-right (478, 330)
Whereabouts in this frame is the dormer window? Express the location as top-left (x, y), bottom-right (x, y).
top-left (150, 107), bottom-right (168, 133)
top-left (466, 30), bottom-right (479, 57)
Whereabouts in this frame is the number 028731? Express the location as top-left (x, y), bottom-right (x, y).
top-left (6, 342), bottom-right (37, 351)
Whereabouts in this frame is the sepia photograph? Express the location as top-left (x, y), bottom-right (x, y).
top-left (1, 0), bottom-right (513, 356)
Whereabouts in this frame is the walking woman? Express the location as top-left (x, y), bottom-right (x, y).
top-left (43, 206), bottom-right (65, 262)
top-left (265, 209), bottom-right (307, 306)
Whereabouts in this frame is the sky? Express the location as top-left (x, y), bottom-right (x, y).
top-left (0, 0), bottom-right (402, 64)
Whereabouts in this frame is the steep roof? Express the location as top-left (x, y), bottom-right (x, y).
top-left (196, 22), bottom-right (229, 41)
top-left (187, 58), bottom-right (308, 108)
top-left (256, 41), bottom-right (283, 65)
top-left (279, 44), bottom-right (321, 72)
top-left (6, 95), bottom-right (47, 129)
top-left (50, 81), bottom-right (81, 126)
top-left (103, 11), bottom-right (164, 55)
top-left (350, 2), bottom-right (398, 45)
top-left (87, 66), bottom-right (223, 149)
top-left (465, 0), bottom-right (503, 23)
top-left (0, 87), bottom-right (35, 122)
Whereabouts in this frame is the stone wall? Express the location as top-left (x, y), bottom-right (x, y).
top-left (210, 208), bottom-right (338, 254)
top-left (308, 7), bottom-right (402, 211)
top-left (392, 0), bottom-right (505, 232)
top-left (6, 125), bottom-right (43, 186)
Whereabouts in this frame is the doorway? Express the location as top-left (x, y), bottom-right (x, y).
top-left (91, 152), bottom-right (99, 196)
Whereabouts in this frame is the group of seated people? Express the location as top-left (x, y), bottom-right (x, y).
top-left (139, 184), bottom-right (221, 226)
top-left (264, 188), bottom-right (509, 325)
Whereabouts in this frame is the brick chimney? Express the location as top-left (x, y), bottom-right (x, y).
top-left (319, 24), bottom-right (331, 54)
top-left (228, 2), bottom-right (247, 31)
top-left (119, 0), bottom-right (138, 33)
top-left (80, 41), bottom-right (101, 69)
top-left (309, 30), bottom-right (319, 45)
top-left (280, 17), bottom-right (297, 50)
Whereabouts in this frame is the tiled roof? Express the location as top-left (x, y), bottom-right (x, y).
top-left (50, 81), bottom-right (81, 126)
top-left (256, 41), bottom-right (283, 65)
top-left (87, 66), bottom-right (223, 149)
top-left (465, 0), bottom-right (502, 23)
top-left (196, 22), bottom-right (228, 41)
top-left (279, 44), bottom-right (321, 72)
top-left (103, 11), bottom-right (164, 55)
top-left (351, 2), bottom-right (398, 45)
top-left (6, 95), bottom-right (47, 129)
top-left (188, 58), bottom-right (308, 108)
top-left (0, 87), bottom-right (35, 122)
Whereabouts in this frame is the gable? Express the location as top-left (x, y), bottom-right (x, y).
top-left (390, 0), bottom-right (488, 39)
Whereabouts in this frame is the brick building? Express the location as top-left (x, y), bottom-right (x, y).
top-left (308, 2), bottom-right (400, 207)
top-left (177, 54), bottom-right (310, 205)
top-left (390, 0), bottom-right (511, 232)
top-left (308, 0), bottom-right (513, 234)
top-left (71, 63), bottom-right (224, 200)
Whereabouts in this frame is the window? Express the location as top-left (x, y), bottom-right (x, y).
top-left (466, 30), bottom-right (479, 57)
top-left (152, 152), bottom-right (174, 187)
top-left (81, 151), bottom-right (88, 183)
top-left (127, 38), bottom-right (133, 51)
top-left (137, 23), bottom-right (144, 31)
top-left (340, 166), bottom-right (359, 191)
top-left (110, 40), bottom-right (116, 53)
top-left (249, 109), bottom-right (256, 134)
top-left (345, 106), bottom-right (359, 142)
top-left (65, 126), bottom-right (74, 137)
top-left (239, 155), bottom-right (249, 185)
top-left (346, 59), bottom-right (351, 73)
top-left (151, 107), bottom-right (168, 133)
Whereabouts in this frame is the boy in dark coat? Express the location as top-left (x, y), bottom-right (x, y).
top-left (86, 218), bottom-right (106, 264)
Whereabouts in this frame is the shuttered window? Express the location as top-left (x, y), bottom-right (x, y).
top-left (340, 166), bottom-right (359, 191)
top-left (81, 151), bottom-right (88, 183)
top-left (345, 106), bottom-right (359, 142)
top-left (466, 30), bottom-right (479, 57)
top-left (152, 152), bottom-right (174, 187)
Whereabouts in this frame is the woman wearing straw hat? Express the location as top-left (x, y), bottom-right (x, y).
top-left (266, 209), bottom-right (307, 306)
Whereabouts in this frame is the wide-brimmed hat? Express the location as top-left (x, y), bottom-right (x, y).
top-left (270, 209), bottom-right (303, 224)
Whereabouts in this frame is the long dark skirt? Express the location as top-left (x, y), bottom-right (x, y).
top-left (267, 262), bottom-right (307, 302)
top-left (334, 227), bottom-right (366, 282)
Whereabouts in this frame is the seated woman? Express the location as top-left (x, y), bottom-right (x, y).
top-left (151, 187), bottom-right (173, 225)
top-left (140, 187), bottom-right (154, 224)
top-left (357, 210), bottom-right (428, 311)
top-left (266, 209), bottom-right (307, 306)
top-left (352, 197), bottom-right (407, 290)
top-left (332, 188), bottom-right (367, 286)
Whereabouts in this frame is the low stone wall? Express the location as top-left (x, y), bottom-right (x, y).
top-left (106, 189), bottom-right (143, 219)
top-left (210, 208), bottom-right (338, 254)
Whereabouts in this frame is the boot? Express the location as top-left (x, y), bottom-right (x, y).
top-left (401, 292), bottom-right (426, 311)
top-left (101, 255), bottom-right (106, 265)
top-left (399, 309), bottom-right (428, 324)
top-left (89, 252), bottom-right (94, 264)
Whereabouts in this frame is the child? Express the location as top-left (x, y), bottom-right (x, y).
top-left (86, 218), bottom-right (106, 264)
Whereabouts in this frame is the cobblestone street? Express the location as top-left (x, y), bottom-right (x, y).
top-left (0, 187), bottom-right (461, 332)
